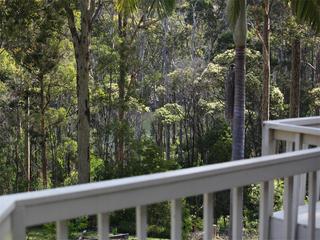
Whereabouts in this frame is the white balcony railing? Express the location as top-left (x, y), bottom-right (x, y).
top-left (261, 116), bottom-right (320, 240)
top-left (0, 117), bottom-right (320, 240)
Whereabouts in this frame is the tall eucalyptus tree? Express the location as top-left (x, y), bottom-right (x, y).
top-left (261, 0), bottom-right (270, 122)
top-left (2, 0), bottom-right (65, 189)
top-left (289, 1), bottom-right (320, 118)
top-left (115, 0), bottom-right (176, 164)
top-left (63, 0), bottom-right (102, 183)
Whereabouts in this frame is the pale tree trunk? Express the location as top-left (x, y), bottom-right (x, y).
top-left (135, 20), bottom-right (146, 142)
top-left (191, 1), bottom-right (198, 61)
top-left (65, 0), bottom-right (98, 183)
top-left (290, 38), bottom-right (301, 118)
top-left (316, 49), bottom-right (320, 84)
top-left (162, 17), bottom-right (170, 161)
top-left (261, 0), bottom-right (270, 122)
top-left (15, 107), bottom-right (21, 191)
top-left (24, 91), bottom-right (31, 191)
top-left (39, 74), bottom-right (47, 188)
top-left (117, 14), bottom-right (127, 165)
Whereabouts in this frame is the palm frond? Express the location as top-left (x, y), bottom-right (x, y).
top-left (143, 0), bottom-right (175, 17)
top-left (115, 0), bottom-right (139, 15)
top-left (155, 0), bottom-right (175, 17)
top-left (291, 0), bottom-right (320, 33)
top-left (226, 0), bottom-right (241, 31)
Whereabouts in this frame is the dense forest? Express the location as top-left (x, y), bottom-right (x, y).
top-left (0, 0), bottom-right (320, 238)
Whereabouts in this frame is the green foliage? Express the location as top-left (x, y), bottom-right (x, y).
top-left (154, 103), bottom-right (184, 125)
top-left (270, 86), bottom-right (285, 119)
top-left (309, 87), bottom-right (320, 109)
top-left (0, 0), bottom-right (318, 238)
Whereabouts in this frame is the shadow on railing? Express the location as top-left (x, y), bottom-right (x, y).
top-left (0, 117), bottom-right (320, 240)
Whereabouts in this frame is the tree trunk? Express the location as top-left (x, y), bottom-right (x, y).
top-left (15, 107), bottom-right (22, 191)
top-left (315, 49), bottom-right (320, 115)
top-left (65, 0), bottom-right (94, 183)
top-left (232, 46), bottom-right (246, 161)
top-left (117, 14), bottom-right (127, 165)
top-left (261, 0), bottom-right (270, 122)
top-left (76, 44), bottom-right (91, 183)
top-left (39, 74), bottom-right (47, 188)
top-left (225, 64), bottom-right (235, 125)
top-left (290, 38), bottom-right (301, 118)
top-left (162, 17), bottom-right (170, 161)
top-left (165, 125), bottom-right (170, 161)
top-left (316, 49), bottom-right (320, 84)
top-left (24, 91), bottom-right (31, 191)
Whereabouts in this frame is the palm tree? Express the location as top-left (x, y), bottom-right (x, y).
top-left (226, 0), bottom-right (247, 239)
top-left (290, 0), bottom-right (320, 33)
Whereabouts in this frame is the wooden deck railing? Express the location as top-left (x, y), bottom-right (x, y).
top-left (0, 116), bottom-right (320, 240)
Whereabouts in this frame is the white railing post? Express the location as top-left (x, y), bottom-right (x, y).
top-left (232, 187), bottom-right (243, 240)
top-left (292, 134), bottom-right (302, 240)
top-left (98, 213), bottom-right (110, 240)
top-left (11, 207), bottom-right (26, 240)
top-left (203, 193), bottom-right (214, 240)
top-left (284, 176), bottom-right (294, 240)
top-left (0, 216), bottom-right (13, 240)
top-left (307, 171), bottom-right (317, 240)
top-left (298, 143), bottom-right (308, 205)
top-left (259, 125), bottom-right (275, 240)
top-left (136, 206), bottom-right (147, 240)
top-left (171, 199), bottom-right (182, 240)
top-left (56, 220), bottom-right (68, 240)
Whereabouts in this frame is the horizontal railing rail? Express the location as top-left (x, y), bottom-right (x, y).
top-left (1, 147), bottom-right (320, 239)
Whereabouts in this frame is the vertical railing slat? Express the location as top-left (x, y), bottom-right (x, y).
top-left (98, 213), bottom-right (110, 240)
top-left (259, 181), bottom-right (273, 240)
top-left (292, 134), bottom-right (302, 240)
top-left (203, 193), bottom-right (214, 240)
top-left (284, 176), bottom-right (294, 240)
top-left (11, 207), bottom-right (26, 240)
top-left (232, 187), bottom-right (243, 240)
top-left (136, 206), bottom-right (147, 240)
top-left (317, 170), bottom-right (320, 200)
top-left (298, 144), bottom-right (308, 205)
top-left (171, 199), bottom-right (182, 240)
top-left (307, 171), bottom-right (317, 240)
top-left (56, 220), bottom-right (68, 240)
top-left (259, 126), bottom-right (276, 240)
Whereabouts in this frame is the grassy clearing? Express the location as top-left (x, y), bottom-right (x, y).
top-left (27, 228), bottom-right (168, 240)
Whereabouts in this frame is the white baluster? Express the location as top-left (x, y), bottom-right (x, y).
top-left (56, 220), bottom-right (68, 240)
top-left (98, 213), bottom-right (110, 240)
top-left (232, 187), bottom-right (243, 240)
top-left (307, 171), bottom-right (317, 240)
top-left (171, 199), bottom-right (182, 240)
top-left (259, 126), bottom-right (276, 240)
top-left (284, 176), bottom-right (294, 240)
top-left (203, 193), bottom-right (214, 240)
top-left (136, 206), bottom-right (147, 240)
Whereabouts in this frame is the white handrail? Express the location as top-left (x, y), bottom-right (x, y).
top-left (1, 147), bottom-right (320, 239)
